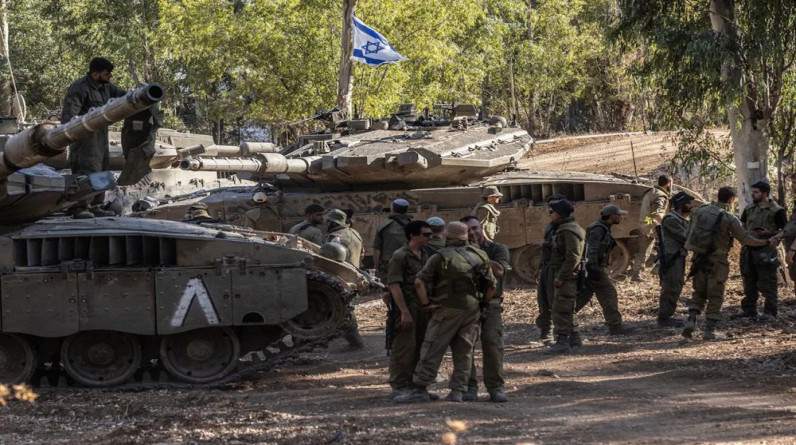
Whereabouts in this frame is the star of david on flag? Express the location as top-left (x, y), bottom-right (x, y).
top-left (352, 15), bottom-right (408, 67)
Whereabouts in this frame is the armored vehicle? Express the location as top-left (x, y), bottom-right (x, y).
top-left (0, 86), bottom-right (369, 388)
top-left (140, 105), bottom-right (652, 283)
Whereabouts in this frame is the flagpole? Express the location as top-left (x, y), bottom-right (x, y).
top-left (336, 0), bottom-right (357, 118)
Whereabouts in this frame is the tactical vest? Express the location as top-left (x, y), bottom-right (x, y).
top-left (540, 223), bottom-right (555, 265)
top-left (471, 202), bottom-right (500, 240)
top-left (743, 200), bottom-right (783, 238)
top-left (375, 215), bottom-right (412, 269)
top-left (328, 226), bottom-right (363, 268)
top-left (586, 220), bottom-right (615, 267)
top-left (431, 246), bottom-right (490, 308)
top-left (660, 212), bottom-right (688, 257)
top-left (550, 219), bottom-right (586, 270)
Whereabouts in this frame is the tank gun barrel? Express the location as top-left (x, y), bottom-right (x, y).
top-left (179, 153), bottom-right (320, 175)
top-left (176, 142), bottom-right (279, 160)
top-left (0, 84), bottom-right (164, 178)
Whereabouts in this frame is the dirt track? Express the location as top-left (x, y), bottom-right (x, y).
top-left (1, 272), bottom-right (795, 444)
top-left (520, 133), bottom-right (679, 176)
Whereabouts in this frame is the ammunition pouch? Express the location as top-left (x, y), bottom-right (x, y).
top-left (688, 254), bottom-right (714, 278)
top-left (742, 246), bottom-right (780, 271)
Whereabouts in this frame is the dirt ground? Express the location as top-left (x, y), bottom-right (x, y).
top-left (1, 269), bottom-right (794, 444)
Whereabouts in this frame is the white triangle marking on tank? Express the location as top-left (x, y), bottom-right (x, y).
top-left (170, 277), bottom-right (220, 327)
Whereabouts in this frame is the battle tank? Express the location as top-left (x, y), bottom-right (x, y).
top-left (0, 85), bottom-right (370, 388)
top-left (138, 105), bottom-right (652, 283)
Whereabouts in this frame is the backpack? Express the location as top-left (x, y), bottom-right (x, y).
top-left (684, 205), bottom-right (725, 255)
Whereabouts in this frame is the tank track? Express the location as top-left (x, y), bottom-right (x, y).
top-left (28, 269), bottom-right (355, 391)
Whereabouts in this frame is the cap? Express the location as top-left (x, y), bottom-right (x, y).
top-left (482, 185), bottom-right (503, 198)
top-left (426, 216), bottom-right (445, 227)
top-left (549, 199), bottom-right (575, 217)
top-left (445, 221), bottom-right (469, 241)
top-left (190, 209), bottom-right (211, 219)
top-left (670, 191), bottom-right (694, 208)
top-left (392, 198), bottom-right (409, 208)
top-left (252, 192), bottom-right (268, 203)
top-left (601, 205), bottom-right (628, 217)
top-left (324, 209), bottom-right (347, 225)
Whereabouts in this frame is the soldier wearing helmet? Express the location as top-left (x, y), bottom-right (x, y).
top-left (242, 191), bottom-right (282, 232)
top-left (182, 202), bottom-right (218, 224)
top-left (471, 186), bottom-right (503, 241)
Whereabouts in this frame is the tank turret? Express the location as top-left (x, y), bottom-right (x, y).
top-left (0, 84), bottom-right (164, 225)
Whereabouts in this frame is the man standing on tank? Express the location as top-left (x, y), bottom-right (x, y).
top-left (385, 220), bottom-right (434, 399)
top-left (394, 222), bottom-right (495, 403)
top-left (545, 199), bottom-right (585, 354)
top-left (62, 57), bottom-right (127, 219)
top-left (461, 216), bottom-right (510, 403)
top-left (288, 203), bottom-right (326, 245)
top-left (736, 181), bottom-right (786, 320)
top-left (324, 208), bottom-right (366, 348)
top-left (536, 193), bottom-right (568, 346)
top-left (471, 186), bottom-right (503, 241)
top-left (373, 199), bottom-right (413, 279)
top-left (631, 175), bottom-right (672, 281)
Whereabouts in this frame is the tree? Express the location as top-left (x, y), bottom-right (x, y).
top-left (614, 0), bottom-right (796, 208)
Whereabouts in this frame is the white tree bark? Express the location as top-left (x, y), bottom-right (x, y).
top-left (336, 0), bottom-right (356, 117)
top-left (0, 0), bottom-right (12, 115)
top-left (710, 0), bottom-right (769, 210)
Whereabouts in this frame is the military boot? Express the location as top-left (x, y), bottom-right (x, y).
top-left (394, 386), bottom-right (431, 404)
top-left (488, 389), bottom-right (508, 403)
top-left (703, 319), bottom-right (726, 341)
top-left (570, 331), bottom-right (583, 348)
top-left (544, 334), bottom-right (572, 354)
top-left (539, 326), bottom-right (555, 346)
top-left (462, 387), bottom-right (478, 402)
top-left (343, 330), bottom-right (365, 350)
top-left (681, 310), bottom-right (699, 339)
top-left (445, 390), bottom-right (464, 402)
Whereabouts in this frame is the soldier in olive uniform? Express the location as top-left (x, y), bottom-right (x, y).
top-left (373, 199), bottom-right (413, 279)
top-left (545, 199), bottom-right (585, 354)
top-left (778, 174), bottom-right (796, 293)
top-left (288, 203), bottom-right (326, 245)
top-left (737, 181), bottom-right (786, 319)
top-left (426, 216), bottom-right (446, 251)
top-left (631, 175), bottom-right (672, 281)
top-left (395, 222), bottom-right (496, 403)
top-left (62, 57), bottom-right (127, 219)
top-left (471, 186), bottom-right (503, 241)
top-left (386, 221), bottom-right (434, 398)
top-left (682, 187), bottom-right (770, 340)
top-left (536, 193), bottom-right (568, 346)
top-left (656, 192), bottom-right (694, 327)
top-left (324, 208), bottom-right (366, 348)
top-left (243, 192), bottom-right (283, 232)
top-left (581, 205), bottom-right (633, 336)
top-left (461, 216), bottom-right (510, 403)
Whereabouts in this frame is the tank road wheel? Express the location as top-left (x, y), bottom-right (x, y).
top-left (511, 244), bottom-right (542, 285)
top-left (606, 239), bottom-right (631, 278)
top-left (61, 331), bottom-right (141, 387)
top-left (0, 334), bottom-right (37, 385)
top-left (159, 327), bottom-right (240, 384)
top-left (281, 278), bottom-right (346, 340)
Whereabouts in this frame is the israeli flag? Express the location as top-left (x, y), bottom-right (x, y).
top-left (352, 15), bottom-right (408, 67)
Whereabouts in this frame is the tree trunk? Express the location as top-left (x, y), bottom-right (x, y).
top-left (336, 0), bottom-right (356, 117)
top-left (710, 0), bottom-right (769, 209)
top-left (0, 0), bottom-right (12, 115)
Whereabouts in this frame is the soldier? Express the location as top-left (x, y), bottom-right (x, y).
top-left (656, 192), bottom-right (695, 327)
top-left (581, 205), bottom-right (634, 336)
top-left (426, 216), bottom-right (446, 251)
top-left (288, 203), bottom-right (326, 245)
top-left (461, 216), bottom-right (510, 403)
top-left (62, 57), bottom-right (127, 219)
top-left (323, 208), bottom-right (366, 348)
top-left (537, 193), bottom-right (568, 346)
top-left (471, 186), bottom-right (503, 241)
top-left (736, 181), bottom-right (786, 320)
top-left (631, 175), bottom-right (672, 281)
top-left (386, 221), bottom-right (434, 398)
top-left (373, 199), bottom-right (414, 279)
top-left (682, 187), bottom-right (770, 340)
top-left (545, 199), bottom-right (585, 354)
top-left (243, 192), bottom-right (282, 232)
top-left (394, 222), bottom-right (496, 403)
top-left (778, 174), bottom-right (796, 294)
